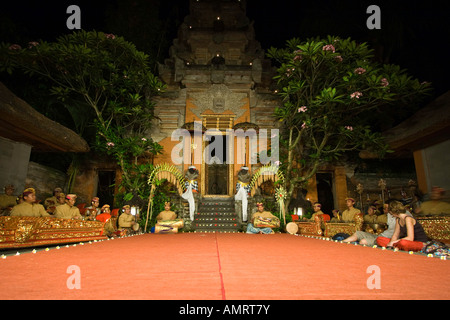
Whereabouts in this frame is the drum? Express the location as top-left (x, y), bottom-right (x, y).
top-left (132, 223), bottom-right (140, 232)
top-left (151, 225), bottom-right (178, 234)
top-left (286, 222), bottom-right (299, 235)
top-left (158, 219), bottom-right (184, 229)
top-left (253, 216), bottom-right (280, 228)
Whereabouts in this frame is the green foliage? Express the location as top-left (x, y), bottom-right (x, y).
top-left (267, 35), bottom-right (432, 208)
top-left (0, 30), bottom-right (165, 205)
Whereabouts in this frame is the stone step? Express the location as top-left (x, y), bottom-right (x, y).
top-left (193, 197), bottom-right (240, 232)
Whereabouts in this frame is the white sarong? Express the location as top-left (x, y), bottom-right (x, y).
top-left (235, 186), bottom-right (248, 222)
top-left (182, 183), bottom-right (195, 221)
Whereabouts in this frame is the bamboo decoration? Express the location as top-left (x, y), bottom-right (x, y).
top-left (145, 163), bottom-right (186, 232)
top-left (249, 165), bottom-right (285, 197)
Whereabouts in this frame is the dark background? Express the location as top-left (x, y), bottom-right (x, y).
top-left (1, 0), bottom-right (449, 97)
top-left (2, 0), bottom-right (449, 97)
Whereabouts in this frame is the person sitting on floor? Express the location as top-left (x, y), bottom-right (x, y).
top-left (415, 186), bottom-right (450, 216)
top-left (85, 197), bottom-right (101, 221)
top-left (311, 202), bottom-right (325, 220)
top-left (341, 198), bottom-right (361, 222)
top-left (376, 200), bottom-right (429, 251)
top-left (10, 188), bottom-right (51, 217)
top-left (363, 205), bottom-right (379, 224)
top-left (46, 192), bottom-right (66, 214)
top-left (156, 201), bottom-right (178, 221)
top-left (118, 205), bottom-right (138, 232)
top-left (246, 202), bottom-right (280, 234)
top-left (151, 202), bottom-right (184, 233)
top-left (54, 194), bottom-right (82, 219)
top-left (343, 200), bottom-right (395, 246)
top-left (330, 209), bottom-right (341, 222)
top-left (44, 187), bottom-right (63, 209)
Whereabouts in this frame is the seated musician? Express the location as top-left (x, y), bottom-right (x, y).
top-left (303, 202), bottom-right (325, 221)
top-left (118, 205), bottom-right (138, 232)
top-left (246, 202), bottom-right (280, 234)
top-left (85, 197), bottom-right (101, 221)
top-left (156, 201), bottom-right (178, 221)
top-left (95, 204), bottom-right (117, 237)
top-left (10, 188), bottom-right (51, 217)
top-left (151, 202), bottom-right (183, 233)
top-left (330, 209), bottom-right (341, 222)
top-left (0, 184), bottom-right (17, 216)
top-left (46, 193), bottom-right (66, 215)
top-left (44, 187), bottom-right (63, 209)
top-left (342, 198), bottom-right (361, 222)
top-left (363, 205), bottom-right (379, 224)
top-left (54, 194), bottom-right (82, 219)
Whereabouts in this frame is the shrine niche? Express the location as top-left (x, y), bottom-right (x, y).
top-left (188, 84), bottom-right (248, 118)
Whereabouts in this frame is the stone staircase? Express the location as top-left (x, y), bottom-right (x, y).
top-left (193, 197), bottom-right (241, 232)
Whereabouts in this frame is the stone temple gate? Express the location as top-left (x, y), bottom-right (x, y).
top-left (152, 0), bottom-right (280, 199)
top-left (147, 0), bottom-right (352, 230)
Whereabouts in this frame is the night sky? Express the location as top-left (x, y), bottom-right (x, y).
top-left (1, 0), bottom-right (450, 97)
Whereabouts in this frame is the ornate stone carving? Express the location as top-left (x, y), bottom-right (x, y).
top-left (188, 84), bottom-right (247, 118)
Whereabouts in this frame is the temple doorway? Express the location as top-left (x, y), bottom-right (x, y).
top-left (204, 133), bottom-right (232, 196)
top-left (97, 170), bottom-right (116, 207)
top-left (316, 172), bottom-right (335, 216)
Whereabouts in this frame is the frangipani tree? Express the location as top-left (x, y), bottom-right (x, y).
top-left (267, 36), bottom-right (431, 211)
top-left (1, 30), bottom-right (165, 202)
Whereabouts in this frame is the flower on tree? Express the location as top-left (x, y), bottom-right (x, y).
top-left (297, 106), bottom-right (308, 113)
top-left (381, 78), bottom-right (389, 87)
top-left (322, 44), bottom-right (335, 53)
top-left (28, 42), bottom-right (39, 48)
top-left (105, 33), bottom-right (116, 40)
top-left (354, 67), bottom-right (366, 75)
top-left (106, 142), bottom-right (115, 148)
top-left (350, 91), bottom-right (363, 99)
top-left (8, 44), bottom-right (21, 50)
top-left (344, 126), bottom-right (353, 131)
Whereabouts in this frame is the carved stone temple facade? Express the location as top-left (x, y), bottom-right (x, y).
top-left (148, 0), bottom-right (354, 214)
top-left (152, 0), bottom-right (282, 196)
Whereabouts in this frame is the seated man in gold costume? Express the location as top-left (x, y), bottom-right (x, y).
top-left (302, 202), bottom-right (326, 221)
top-left (10, 188), bottom-right (50, 217)
top-left (0, 184), bottom-right (17, 216)
top-left (330, 209), bottom-right (341, 222)
top-left (44, 187), bottom-right (63, 209)
top-left (118, 205), bottom-right (139, 233)
top-left (46, 192), bottom-right (66, 215)
top-left (54, 194), bottom-right (82, 219)
top-left (363, 205), bottom-right (380, 224)
top-left (152, 202), bottom-right (183, 233)
top-left (342, 198), bottom-right (361, 222)
top-left (85, 197), bottom-right (101, 221)
top-left (246, 202), bottom-right (280, 234)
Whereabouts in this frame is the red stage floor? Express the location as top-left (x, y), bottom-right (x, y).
top-left (0, 233), bottom-right (449, 300)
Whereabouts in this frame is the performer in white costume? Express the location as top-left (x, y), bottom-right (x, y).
top-left (182, 165), bottom-right (199, 221)
top-left (235, 166), bottom-right (251, 222)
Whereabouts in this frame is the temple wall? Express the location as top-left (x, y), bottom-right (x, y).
top-left (0, 136), bottom-right (32, 197)
top-left (418, 139), bottom-right (450, 200)
top-left (25, 161), bottom-right (67, 202)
